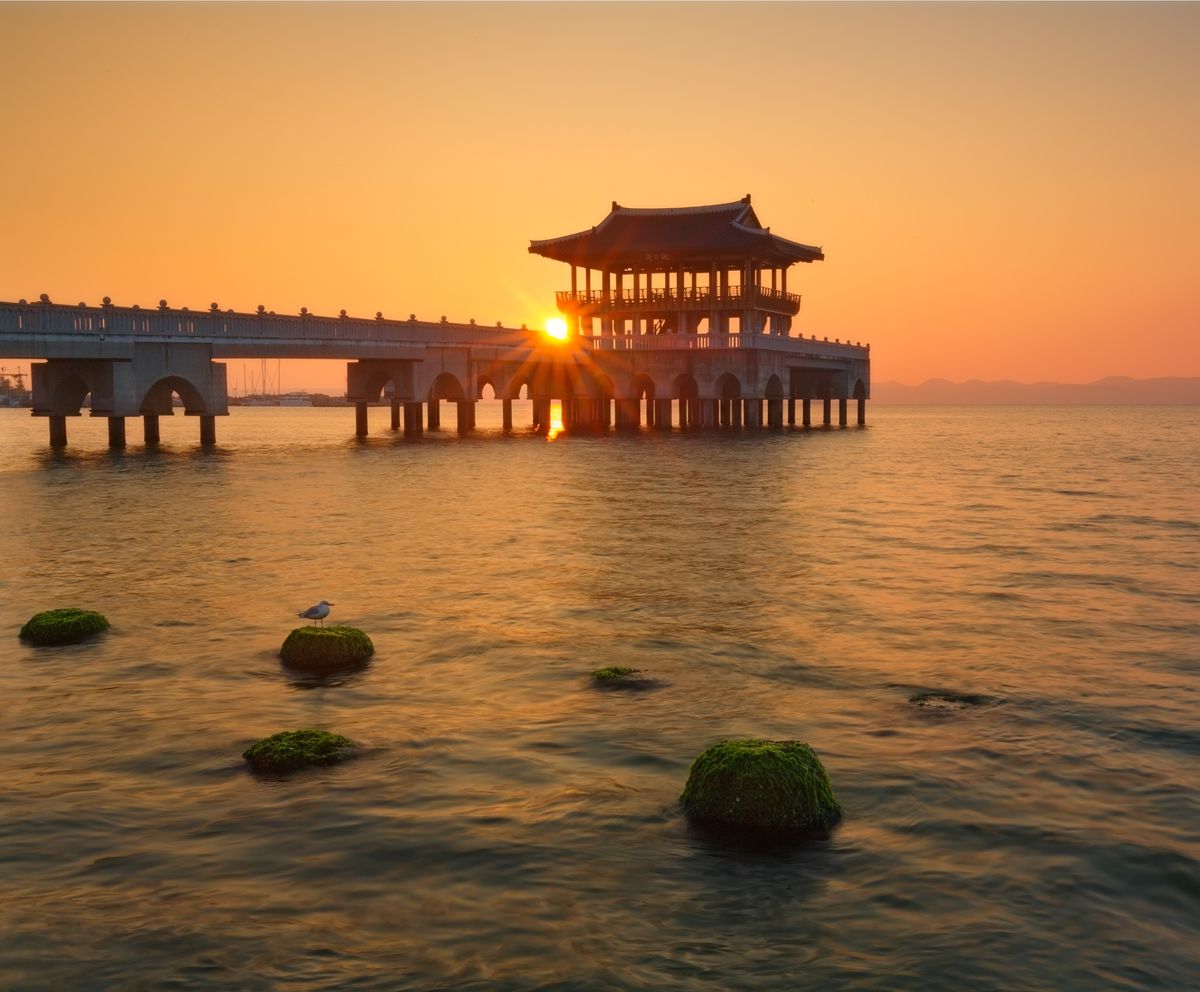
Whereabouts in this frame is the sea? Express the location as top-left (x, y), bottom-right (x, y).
top-left (1, 403), bottom-right (1197, 992)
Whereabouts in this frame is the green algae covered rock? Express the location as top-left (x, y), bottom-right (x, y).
top-left (19, 608), bottom-right (110, 646)
top-left (680, 738), bottom-right (841, 838)
top-left (280, 625), bottom-right (374, 672)
top-left (591, 666), bottom-right (654, 689)
top-left (243, 729), bottom-right (356, 773)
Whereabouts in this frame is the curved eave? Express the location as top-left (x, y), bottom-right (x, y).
top-left (528, 241), bottom-right (823, 267)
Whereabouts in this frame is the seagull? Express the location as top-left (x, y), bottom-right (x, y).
top-left (298, 600), bottom-right (334, 625)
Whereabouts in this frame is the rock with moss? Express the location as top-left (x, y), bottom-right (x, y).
top-left (680, 738), bottom-right (841, 838)
top-left (280, 625), bottom-right (374, 672)
top-left (19, 608), bottom-right (110, 646)
top-left (590, 666), bottom-right (665, 690)
top-left (243, 728), bottom-right (356, 773)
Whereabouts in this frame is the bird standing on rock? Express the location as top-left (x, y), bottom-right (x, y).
top-left (298, 600), bottom-right (334, 625)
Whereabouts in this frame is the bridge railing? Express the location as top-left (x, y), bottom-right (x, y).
top-left (0, 301), bottom-right (530, 346)
top-left (586, 332), bottom-right (868, 357)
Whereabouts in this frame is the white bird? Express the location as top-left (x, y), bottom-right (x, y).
top-left (298, 600), bottom-right (334, 625)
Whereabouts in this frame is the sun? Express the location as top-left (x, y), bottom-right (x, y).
top-left (545, 317), bottom-right (569, 340)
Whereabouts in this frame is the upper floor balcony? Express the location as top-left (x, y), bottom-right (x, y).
top-left (556, 284), bottom-right (801, 317)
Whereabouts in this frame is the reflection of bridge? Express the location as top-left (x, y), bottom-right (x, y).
top-left (0, 295), bottom-right (869, 447)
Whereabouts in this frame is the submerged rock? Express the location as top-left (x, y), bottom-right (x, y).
top-left (243, 729), bottom-right (356, 773)
top-left (19, 608), bottom-right (110, 646)
top-left (590, 666), bottom-right (660, 690)
top-left (680, 738), bottom-right (841, 838)
top-left (909, 690), bottom-right (991, 712)
top-left (280, 625), bottom-right (374, 672)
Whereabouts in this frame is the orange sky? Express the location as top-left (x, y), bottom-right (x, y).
top-left (2, 2), bottom-right (1197, 390)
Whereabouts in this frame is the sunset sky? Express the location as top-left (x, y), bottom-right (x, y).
top-left (2, 2), bottom-right (1197, 391)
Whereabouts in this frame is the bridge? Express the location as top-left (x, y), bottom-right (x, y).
top-left (0, 293), bottom-right (869, 447)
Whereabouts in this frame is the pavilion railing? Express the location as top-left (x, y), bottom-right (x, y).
top-left (556, 285), bottom-right (801, 316)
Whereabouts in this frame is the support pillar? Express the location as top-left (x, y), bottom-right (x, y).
top-left (428, 399), bottom-right (441, 430)
top-left (456, 401), bottom-right (473, 435)
top-left (390, 399), bottom-right (401, 431)
top-left (787, 398), bottom-right (796, 425)
top-left (654, 398), bottom-right (672, 430)
top-left (731, 398), bottom-right (742, 428)
top-left (107, 417), bottom-right (126, 449)
top-left (200, 415), bottom-right (217, 445)
top-left (502, 398), bottom-right (513, 431)
top-left (143, 415), bottom-right (160, 445)
top-left (49, 415), bottom-right (67, 447)
top-left (403, 402), bottom-right (423, 436)
top-left (744, 399), bottom-right (762, 428)
top-left (355, 402), bottom-right (368, 437)
top-left (768, 398), bottom-right (783, 429)
top-left (823, 398), bottom-right (832, 426)
top-left (839, 398), bottom-right (848, 427)
top-left (802, 398), bottom-right (811, 427)
top-left (857, 397), bottom-right (866, 426)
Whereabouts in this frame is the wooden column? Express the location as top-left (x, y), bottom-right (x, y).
top-left (143, 414), bottom-right (160, 445)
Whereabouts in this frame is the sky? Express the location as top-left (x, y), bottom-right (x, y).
top-left (1, 2), bottom-right (1197, 391)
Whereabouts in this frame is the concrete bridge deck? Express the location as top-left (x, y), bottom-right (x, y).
top-left (0, 297), bottom-right (870, 446)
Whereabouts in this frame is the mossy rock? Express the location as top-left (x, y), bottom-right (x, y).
top-left (243, 729), bottom-right (356, 773)
top-left (680, 738), bottom-right (841, 838)
top-left (19, 608), bottom-right (110, 646)
top-left (280, 625), bottom-right (373, 672)
top-left (590, 666), bottom-right (658, 690)
top-left (910, 690), bottom-right (991, 712)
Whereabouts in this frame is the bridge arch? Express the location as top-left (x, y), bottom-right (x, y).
top-left (671, 372), bottom-right (699, 399)
top-left (428, 372), bottom-right (466, 402)
top-left (52, 373), bottom-right (94, 415)
top-left (141, 375), bottom-right (209, 415)
top-left (630, 373), bottom-right (655, 402)
top-left (853, 378), bottom-right (867, 400)
top-left (476, 373), bottom-right (498, 400)
top-left (362, 370), bottom-right (397, 404)
top-left (764, 374), bottom-right (784, 399)
top-left (507, 371), bottom-right (535, 401)
top-left (716, 372), bottom-right (742, 399)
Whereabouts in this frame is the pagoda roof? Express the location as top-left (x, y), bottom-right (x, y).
top-left (528, 195), bottom-right (823, 269)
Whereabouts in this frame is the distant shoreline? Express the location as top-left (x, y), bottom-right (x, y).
top-left (872, 376), bottom-right (1199, 405)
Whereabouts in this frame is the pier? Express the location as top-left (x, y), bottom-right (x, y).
top-left (0, 196), bottom-right (869, 447)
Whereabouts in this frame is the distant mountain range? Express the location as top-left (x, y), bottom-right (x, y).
top-left (871, 376), bottom-right (1200, 405)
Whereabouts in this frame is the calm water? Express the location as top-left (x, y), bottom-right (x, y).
top-left (1, 404), bottom-right (1197, 991)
